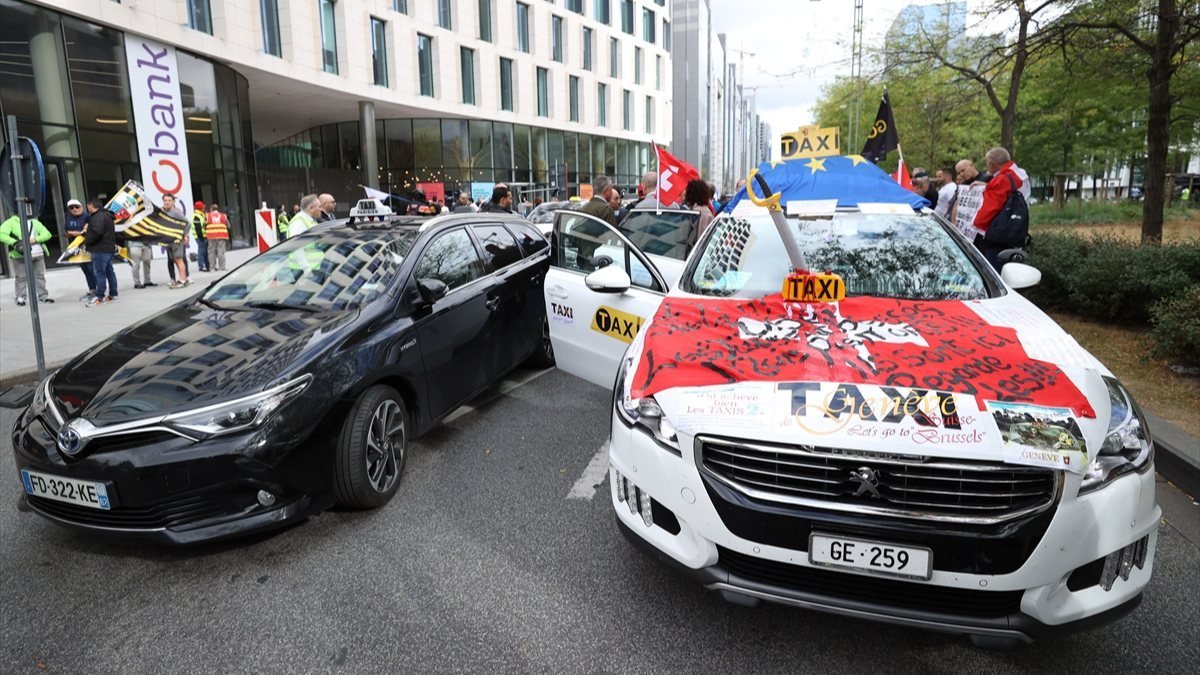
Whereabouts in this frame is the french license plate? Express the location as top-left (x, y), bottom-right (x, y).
top-left (20, 469), bottom-right (111, 510)
top-left (809, 533), bottom-right (932, 580)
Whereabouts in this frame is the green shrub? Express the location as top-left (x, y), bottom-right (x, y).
top-left (1028, 201), bottom-right (1194, 226)
top-left (1023, 232), bottom-right (1090, 310)
top-left (1150, 286), bottom-right (1200, 367)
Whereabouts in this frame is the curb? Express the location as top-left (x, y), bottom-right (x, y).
top-left (1146, 412), bottom-right (1200, 500)
top-left (0, 361), bottom-right (71, 392)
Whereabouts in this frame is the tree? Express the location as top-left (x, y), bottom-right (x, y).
top-left (1057, 0), bottom-right (1200, 242)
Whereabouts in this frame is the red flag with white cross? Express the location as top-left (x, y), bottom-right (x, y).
top-left (654, 144), bottom-right (701, 207)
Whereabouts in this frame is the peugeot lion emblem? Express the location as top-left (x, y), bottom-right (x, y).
top-left (850, 466), bottom-right (882, 499)
top-left (56, 423), bottom-right (85, 456)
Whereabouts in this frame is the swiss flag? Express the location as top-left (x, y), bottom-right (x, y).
top-left (654, 144), bottom-right (701, 207)
top-left (893, 158), bottom-right (913, 190)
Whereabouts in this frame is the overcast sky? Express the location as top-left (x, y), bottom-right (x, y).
top-left (708, 0), bottom-right (1014, 153)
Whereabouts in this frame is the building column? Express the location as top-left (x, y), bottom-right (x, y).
top-left (359, 101), bottom-right (378, 189)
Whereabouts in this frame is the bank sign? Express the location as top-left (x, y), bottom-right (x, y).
top-left (124, 36), bottom-right (194, 218)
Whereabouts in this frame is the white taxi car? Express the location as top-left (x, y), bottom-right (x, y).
top-left (543, 156), bottom-right (1157, 648)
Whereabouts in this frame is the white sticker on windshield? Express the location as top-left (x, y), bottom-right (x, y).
top-left (857, 202), bottom-right (916, 215)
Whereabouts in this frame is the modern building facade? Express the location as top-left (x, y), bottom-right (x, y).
top-left (1, 0), bottom-right (673, 273)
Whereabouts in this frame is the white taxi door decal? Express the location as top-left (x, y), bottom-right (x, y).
top-left (545, 210), bottom-right (667, 389)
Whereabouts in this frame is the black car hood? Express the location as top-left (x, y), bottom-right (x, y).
top-left (52, 303), bottom-right (358, 424)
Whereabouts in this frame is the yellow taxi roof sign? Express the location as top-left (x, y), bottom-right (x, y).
top-left (782, 272), bottom-right (846, 303)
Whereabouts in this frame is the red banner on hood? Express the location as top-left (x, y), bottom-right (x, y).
top-left (630, 296), bottom-right (1096, 418)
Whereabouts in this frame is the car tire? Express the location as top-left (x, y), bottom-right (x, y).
top-left (334, 385), bottom-right (408, 509)
top-left (528, 316), bottom-right (556, 368)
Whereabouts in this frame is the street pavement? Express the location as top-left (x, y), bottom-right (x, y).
top-left (2, 369), bottom-right (1198, 673)
top-left (0, 247), bottom-right (260, 386)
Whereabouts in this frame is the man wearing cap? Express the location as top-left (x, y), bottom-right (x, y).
top-left (192, 200), bottom-right (209, 272)
top-left (64, 198), bottom-right (96, 300)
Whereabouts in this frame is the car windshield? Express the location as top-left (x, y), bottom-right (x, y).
top-left (205, 229), bottom-right (419, 310)
top-left (619, 210), bottom-right (699, 261)
top-left (683, 212), bottom-right (990, 300)
top-left (529, 202), bottom-right (576, 224)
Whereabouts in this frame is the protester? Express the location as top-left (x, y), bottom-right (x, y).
top-left (84, 199), bottom-right (118, 306)
top-left (578, 175), bottom-right (616, 225)
top-left (972, 147), bottom-right (1031, 269)
top-left (64, 198), bottom-right (96, 300)
top-left (934, 167), bottom-right (958, 220)
top-left (289, 194), bottom-right (321, 236)
top-left (630, 171), bottom-right (665, 210)
top-left (318, 193), bottom-right (337, 222)
top-left (126, 233), bottom-right (153, 289)
top-left (205, 203), bottom-right (231, 273)
top-left (481, 186), bottom-right (515, 214)
top-left (277, 204), bottom-right (290, 241)
top-left (609, 187), bottom-right (627, 222)
top-left (518, 193), bottom-right (533, 216)
top-left (154, 193), bottom-right (189, 288)
top-left (453, 194), bottom-right (475, 213)
top-left (190, 200), bottom-right (209, 273)
top-left (0, 212), bottom-right (54, 306)
top-left (955, 159), bottom-right (990, 185)
top-left (683, 179), bottom-right (714, 242)
top-left (911, 176), bottom-right (938, 210)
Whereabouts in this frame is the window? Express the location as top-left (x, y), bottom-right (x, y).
top-left (187, 0), bottom-right (212, 34)
top-left (536, 67), bottom-right (549, 117)
top-left (567, 0), bottom-right (584, 14)
top-left (473, 225), bottom-right (523, 271)
top-left (461, 47), bottom-right (476, 104)
top-left (634, 46), bottom-right (642, 85)
top-left (569, 75), bottom-right (580, 122)
top-left (595, 0), bottom-right (610, 24)
top-left (555, 213), bottom-right (663, 291)
top-left (642, 8), bottom-right (655, 43)
top-left (414, 229), bottom-right (485, 291)
top-left (370, 17), bottom-right (388, 86)
top-left (551, 16), bottom-right (564, 62)
top-left (438, 0), bottom-right (452, 28)
top-left (260, 0), bottom-right (281, 56)
top-left (623, 89), bottom-right (632, 130)
top-left (582, 27), bottom-right (593, 70)
top-left (609, 37), bottom-right (619, 77)
top-left (655, 54), bottom-right (662, 89)
top-left (663, 18), bottom-right (670, 50)
top-left (621, 0), bottom-right (634, 34)
top-left (393, 0), bottom-right (407, 13)
top-left (516, 2), bottom-right (530, 53)
top-left (319, 0), bottom-right (338, 74)
top-left (500, 57), bottom-right (514, 111)
top-left (478, 0), bottom-right (492, 41)
top-left (417, 33), bottom-right (434, 96)
top-left (645, 95), bottom-right (653, 133)
top-left (597, 83), bottom-right (607, 127)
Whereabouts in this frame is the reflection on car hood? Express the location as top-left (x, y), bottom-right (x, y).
top-left (52, 304), bottom-right (356, 423)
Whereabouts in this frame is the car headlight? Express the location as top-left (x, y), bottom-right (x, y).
top-left (164, 374), bottom-right (312, 437)
top-left (1080, 377), bottom-right (1153, 493)
top-left (614, 356), bottom-right (679, 452)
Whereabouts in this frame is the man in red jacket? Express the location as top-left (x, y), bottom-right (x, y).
top-left (972, 147), bottom-right (1031, 269)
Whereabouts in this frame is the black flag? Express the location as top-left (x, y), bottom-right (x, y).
top-left (860, 92), bottom-right (899, 164)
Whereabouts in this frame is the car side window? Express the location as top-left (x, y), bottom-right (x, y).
top-left (555, 212), bottom-right (662, 292)
top-left (473, 224), bottom-right (523, 271)
top-left (509, 222), bottom-right (549, 257)
top-left (412, 228), bottom-right (485, 290)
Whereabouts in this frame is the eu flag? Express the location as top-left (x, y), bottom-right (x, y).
top-left (861, 92), bottom-right (900, 164)
top-left (722, 155), bottom-right (930, 213)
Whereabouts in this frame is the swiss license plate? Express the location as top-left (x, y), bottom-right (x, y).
top-left (809, 533), bottom-right (932, 580)
top-left (20, 469), bottom-right (111, 510)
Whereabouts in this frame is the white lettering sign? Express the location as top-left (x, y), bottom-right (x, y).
top-left (125, 36), bottom-right (193, 220)
top-left (954, 182), bottom-right (986, 240)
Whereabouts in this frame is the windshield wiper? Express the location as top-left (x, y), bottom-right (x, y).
top-left (245, 301), bottom-right (321, 313)
top-left (196, 297), bottom-right (245, 311)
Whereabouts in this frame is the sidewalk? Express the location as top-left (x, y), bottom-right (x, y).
top-left (0, 247), bottom-right (259, 387)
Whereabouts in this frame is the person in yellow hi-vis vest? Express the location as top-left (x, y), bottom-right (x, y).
top-left (0, 214), bottom-right (54, 306)
top-left (277, 204), bottom-right (290, 242)
top-left (192, 201), bottom-right (210, 272)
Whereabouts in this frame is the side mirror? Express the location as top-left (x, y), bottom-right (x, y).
top-left (417, 278), bottom-right (448, 304)
top-left (585, 265), bottom-right (631, 294)
top-left (1001, 262), bottom-right (1042, 290)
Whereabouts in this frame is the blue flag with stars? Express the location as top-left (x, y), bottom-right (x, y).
top-left (723, 155), bottom-right (930, 212)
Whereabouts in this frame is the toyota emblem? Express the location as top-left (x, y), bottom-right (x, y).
top-left (56, 425), bottom-right (84, 456)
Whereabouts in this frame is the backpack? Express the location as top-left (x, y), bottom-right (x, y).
top-left (983, 173), bottom-right (1030, 247)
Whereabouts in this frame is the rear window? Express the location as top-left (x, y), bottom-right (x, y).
top-left (684, 213), bottom-right (990, 301)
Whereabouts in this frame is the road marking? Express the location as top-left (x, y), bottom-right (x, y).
top-left (443, 367), bottom-right (555, 425)
top-left (568, 441), bottom-right (611, 500)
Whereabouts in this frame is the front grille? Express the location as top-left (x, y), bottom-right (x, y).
top-left (718, 546), bottom-right (1024, 618)
top-left (84, 431), bottom-right (183, 454)
top-left (698, 437), bottom-right (1058, 524)
top-left (27, 494), bottom-right (227, 531)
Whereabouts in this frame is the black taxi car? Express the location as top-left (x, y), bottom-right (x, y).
top-left (13, 212), bottom-right (551, 543)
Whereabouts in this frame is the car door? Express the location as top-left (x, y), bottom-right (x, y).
top-left (471, 222), bottom-right (546, 371)
top-left (545, 210), bottom-right (668, 388)
top-left (410, 227), bottom-right (495, 419)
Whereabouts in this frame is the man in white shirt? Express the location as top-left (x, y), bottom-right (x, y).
top-left (934, 167), bottom-right (958, 220)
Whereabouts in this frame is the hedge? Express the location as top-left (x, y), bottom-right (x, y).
top-left (1023, 232), bottom-right (1200, 366)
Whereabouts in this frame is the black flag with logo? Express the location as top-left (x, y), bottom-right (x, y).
top-left (860, 92), bottom-right (899, 164)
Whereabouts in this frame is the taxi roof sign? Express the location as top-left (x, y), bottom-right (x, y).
top-left (782, 272), bottom-right (846, 303)
top-left (349, 198), bottom-right (392, 220)
top-left (780, 125), bottom-right (840, 161)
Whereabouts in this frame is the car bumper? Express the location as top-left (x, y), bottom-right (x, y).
top-left (12, 411), bottom-right (333, 544)
top-left (609, 416), bottom-right (1159, 640)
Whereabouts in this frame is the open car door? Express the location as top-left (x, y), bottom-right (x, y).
top-left (544, 210), bottom-right (668, 389)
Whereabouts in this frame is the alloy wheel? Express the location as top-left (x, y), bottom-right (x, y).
top-left (364, 400), bottom-right (404, 493)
